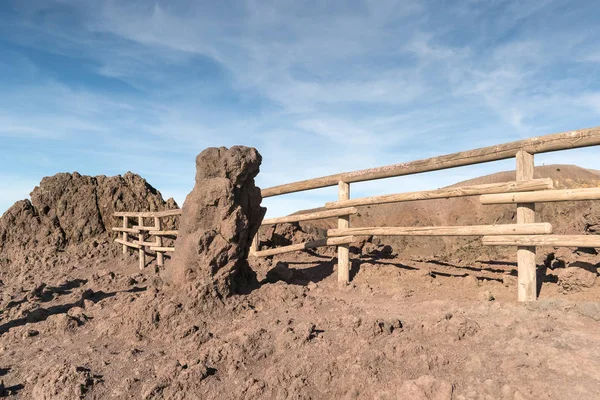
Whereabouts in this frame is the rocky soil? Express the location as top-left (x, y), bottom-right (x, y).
top-left (0, 160), bottom-right (599, 399)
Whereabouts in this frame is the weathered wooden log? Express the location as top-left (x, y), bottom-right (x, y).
top-left (138, 216), bottom-right (145, 270)
top-left (149, 246), bottom-right (177, 252)
top-left (114, 238), bottom-right (142, 249)
top-left (482, 235), bottom-right (600, 248)
top-left (327, 223), bottom-right (552, 237)
top-left (262, 207), bottom-right (358, 225)
top-left (155, 216), bottom-right (164, 267)
top-left (112, 227), bottom-right (141, 234)
top-left (481, 187), bottom-right (600, 205)
top-left (122, 216), bottom-right (129, 255)
top-left (337, 181), bottom-right (351, 283)
top-left (262, 126), bottom-right (600, 197)
top-left (516, 151), bottom-right (537, 302)
top-left (137, 240), bottom-right (159, 247)
top-left (251, 236), bottom-right (356, 258)
top-left (114, 209), bottom-right (182, 218)
top-left (325, 179), bottom-right (553, 209)
top-left (149, 230), bottom-right (179, 236)
top-left (132, 225), bottom-right (159, 231)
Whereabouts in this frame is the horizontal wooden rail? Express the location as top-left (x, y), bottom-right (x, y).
top-left (481, 187), bottom-right (600, 205)
top-left (325, 179), bottom-right (553, 209)
top-left (327, 223), bottom-right (552, 237)
top-left (114, 238), bottom-right (142, 249)
top-left (114, 209), bottom-right (182, 218)
top-left (262, 207), bottom-right (358, 225)
top-left (262, 126), bottom-right (600, 197)
top-left (482, 235), bottom-right (600, 248)
top-left (137, 240), bottom-right (159, 246)
top-left (112, 227), bottom-right (141, 234)
top-left (149, 230), bottom-right (179, 236)
top-left (251, 236), bottom-right (356, 258)
top-left (149, 246), bottom-right (176, 252)
top-left (132, 225), bottom-right (159, 231)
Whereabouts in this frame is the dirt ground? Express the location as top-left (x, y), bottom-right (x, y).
top-left (1, 164), bottom-right (599, 399)
top-left (1, 249), bottom-right (599, 399)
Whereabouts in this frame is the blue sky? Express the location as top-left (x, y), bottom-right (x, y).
top-left (1, 0), bottom-right (599, 218)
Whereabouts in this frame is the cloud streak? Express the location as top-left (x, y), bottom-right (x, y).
top-left (0, 0), bottom-right (599, 217)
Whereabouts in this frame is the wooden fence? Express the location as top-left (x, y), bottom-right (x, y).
top-left (112, 209), bottom-right (182, 270)
top-left (251, 126), bottom-right (600, 302)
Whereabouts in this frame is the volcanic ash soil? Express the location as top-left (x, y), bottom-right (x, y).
top-left (1, 253), bottom-right (600, 399)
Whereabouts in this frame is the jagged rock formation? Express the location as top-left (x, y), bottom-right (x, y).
top-left (170, 146), bottom-right (265, 306)
top-left (0, 172), bottom-right (177, 284)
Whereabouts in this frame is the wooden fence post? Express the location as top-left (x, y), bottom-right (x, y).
top-left (122, 216), bottom-right (129, 255)
top-left (337, 181), bottom-right (350, 283)
top-left (155, 216), bottom-right (164, 267)
top-left (516, 150), bottom-right (537, 301)
top-left (138, 216), bottom-right (145, 270)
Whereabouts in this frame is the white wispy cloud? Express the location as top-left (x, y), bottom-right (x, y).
top-left (0, 0), bottom-right (599, 217)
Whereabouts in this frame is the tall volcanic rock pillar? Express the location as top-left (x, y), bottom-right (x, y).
top-left (170, 146), bottom-right (266, 304)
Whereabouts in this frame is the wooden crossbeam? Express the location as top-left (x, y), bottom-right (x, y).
top-left (481, 187), bottom-right (600, 205)
top-left (114, 238), bottom-right (142, 249)
top-left (114, 209), bottom-right (182, 218)
top-left (327, 223), bottom-right (552, 237)
top-left (112, 227), bottom-right (141, 234)
top-left (262, 207), bottom-right (358, 225)
top-left (251, 236), bottom-right (356, 258)
top-left (482, 235), bottom-right (600, 248)
top-left (132, 225), bottom-right (159, 231)
top-left (149, 246), bottom-right (176, 252)
top-left (137, 240), bottom-right (159, 246)
top-left (149, 230), bottom-right (178, 236)
top-left (262, 127), bottom-right (600, 197)
top-left (325, 179), bottom-right (553, 209)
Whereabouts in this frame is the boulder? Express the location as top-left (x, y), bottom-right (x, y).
top-left (170, 146), bottom-right (265, 303)
top-left (557, 263), bottom-right (598, 292)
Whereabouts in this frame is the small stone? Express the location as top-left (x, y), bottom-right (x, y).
top-left (96, 269), bottom-right (115, 279)
top-left (502, 274), bottom-right (517, 287)
top-left (417, 269), bottom-right (434, 278)
top-left (296, 322), bottom-right (317, 342)
top-left (83, 299), bottom-right (95, 310)
top-left (481, 290), bottom-right (495, 301)
top-left (67, 307), bottom-right (86, 319)
top-left (558, 266), bottom-right (597, 292)
top-left (25, 329), bottom-right (39, 338)
top-left (374, 319), bottom-right (403, 335)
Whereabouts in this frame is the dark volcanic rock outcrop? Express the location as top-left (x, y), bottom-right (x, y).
top-left (0, 172), bottom-right (177, 283)
top-left (170, 146), bottom-right (265, 305)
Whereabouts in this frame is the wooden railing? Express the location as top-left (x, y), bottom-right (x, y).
top-left (113, 209), bottom-right (182, 270)
top-left (252, 126), bottom-right (600, 301)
